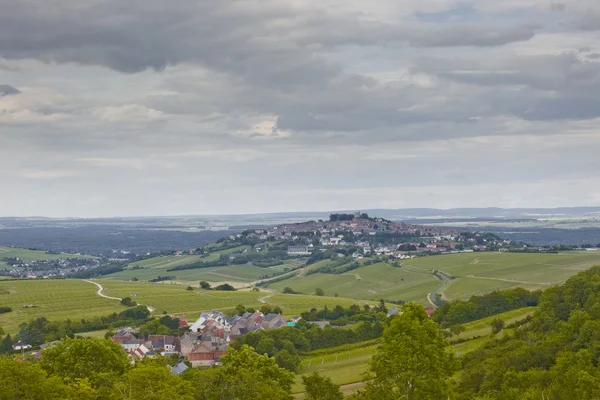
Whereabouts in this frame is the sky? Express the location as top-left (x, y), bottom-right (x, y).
top-left (1, 0), bottom-right (600, 217)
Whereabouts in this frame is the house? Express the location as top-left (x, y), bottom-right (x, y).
top-left (287, 246), bottom-right (310, 256)
top-left (189, 310), bottom-right (229, 333)
top-left (128, 344), bottom-right (151, 359)
top-left (111, 328), bottom-right (138, 344)
top-left (121, 339), bottom-right (145, 352)
top-left (169, 362), bottom-right (189, 376)
top-left (187, 342), bottom-right (227, 367)
top-left (146, 335), bottom-right (180, 352)
top-left (425, 307), bottom-right (436, 318)
top-left (386, 307), bottom-right (399, 317)
top-left (180, 333), bottom-right (200, 357)
top-left (12, 341), bottom-right (32, 351)
top-left (261, 313), bottom-right (287, 330)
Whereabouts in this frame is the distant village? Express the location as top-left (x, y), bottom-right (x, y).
top-left (224, 213), bottom-right (518, 261)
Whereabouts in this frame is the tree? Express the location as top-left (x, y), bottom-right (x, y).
top-left (215, 283), bottom-right (236, 291)
top-left (275, 348), bottom-right (300, 371)
top-left (184, 345), bottom-right (294, 399)
top-left (0, 333), bottom-right (12, 354)
top-left (363, 303), bottom-right (457, 400)
top-left (0, 357), bottom-right (96, 400)
top-left (199, 281), bottom-right (211, 290)
top-left (236, 304), bottom-right (247, 316)
top-left (302, 372), bottom-right (344, 400)
top-left (120, 297), bottom-right (137, 307)
top-left (490, 318), bottom-right (505, 334)
top-left (283, 287), bottom-right (295, 294)
top-left (111, 362), bottom-right (194, 400)
top-left (40, 338), bottom-right (130, 389)
top-left (378, 299), bottom-right (388, 314)
top-left (186, 286), bottom-right (194, 291)
top-left (315, 288), bottom-right (325, 296)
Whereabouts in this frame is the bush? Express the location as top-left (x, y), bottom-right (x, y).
top-left (120, 297), bottom-right (137, 307)
top-left (215, 283), bottom-right (236, 291)
top-left (200, 281), bottom-right (211, 290)
top-left (315, 288), bottom-right (325, 296)
top-left (490, 318), bottom-right (505, 334)
top-left (0, 306), bottom-right (12, 314)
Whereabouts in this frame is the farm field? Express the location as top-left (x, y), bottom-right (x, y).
top-left (0, 279), bottom-right (123, 334)
top-left (403, 251), bottom-right (600, 300)
top-left (268, 262), bottom-right (440, 304)
top-left (104, 245), bottom-right (292, 283)
top-left (98, 280), bottom-right (371, 317)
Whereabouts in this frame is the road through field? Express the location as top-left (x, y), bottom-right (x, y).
top-left (83, 280), bottom-right (156, 312)
top-left (84, 280), bottom-right (122, 301)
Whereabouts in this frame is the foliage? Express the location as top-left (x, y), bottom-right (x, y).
top-left (361, 303), bottom-right (458, 400)
top-left (183, 345), bottom-right (294, 399)
top-left (17, 306), bottom-right (150, 345)
top-left (302, 371), bottom-right (344, 400)
top-left (120, 296), bottom-right (137, 307)
top-left (315, 288), bottom-right (325, 296)
top-left (214, 283), bottom-right (236, 291)
top-left (0, 306), bottom-right (12, 314)
top-left (432, 288), bottom-right (541, 327)
top-left (199, 281), bottom-right (211, 290)
top-left (40, 338), bottom-right (130, 389)
top-left (490, 317), bottom-right (505, 334)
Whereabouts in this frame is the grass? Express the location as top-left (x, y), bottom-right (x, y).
top-left (292, 356), bottom-right (371, 393)
top-left (268, 262), bottom-right (439, 304)
top-left (104, 246), bottom-right (275, 283)
top-left (0, 279), bottom-right (124, 334)
top-left (403, 252), bottom-right (600, 300)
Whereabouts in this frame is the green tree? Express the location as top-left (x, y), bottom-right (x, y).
top-left (0, 334), bottom-right (12, 354)
top-left (120, 297), bottom-right (137, 307)
top-left (184, 345), bottom-right (294, 399)
top-left (111, 363), bottom-right (194, 400)
top-left (274, 349), bottom-right (300, 372)
top-left (236, 304), bottom-right (247, 316)
top-left (315, 288), bottom-right (325, 296)
top-left (283, 287), bottom-right (295, 294)
top-left (199, 281), bottom-right (211, 290)
top-left (139, 319), bottom-right (171, 336)
top-left (0, 356), bottom-right (96, 400)
top-left (40, 338), bottom-right (130, 389)
top-left (363, 303), bottom-right (457, 400)
top-left (186, 286), bottom-right (194, 291)
top-left (302, 371), bottom-right (344, 400)
top-left (490, 318), bottom-right (504, 334)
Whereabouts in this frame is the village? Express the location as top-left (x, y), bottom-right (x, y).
top-left (109, 309), bottom-right (298, 373)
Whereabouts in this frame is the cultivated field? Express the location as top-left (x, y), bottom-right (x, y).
top-left (403, 251), bottom-right (600, 300)
top-left (268, 252), bottom-right (600, 305)
top-left (0, 279), bottom-right (123, 334)
top-left (103, 245), bottom-right (295, 283)
top-left (268, 262), bottom-right (440, 304)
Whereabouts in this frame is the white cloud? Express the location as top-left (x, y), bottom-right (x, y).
top-left (92, 104), bottom-right (165, 123)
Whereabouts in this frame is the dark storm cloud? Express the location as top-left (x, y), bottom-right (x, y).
top-left (0, 0), bottom-right (540, 77)
top-left (0, 84), bottom-right (20, 96)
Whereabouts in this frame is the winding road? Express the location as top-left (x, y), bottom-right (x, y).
top-left (83, 280), bottom-right (155, 312)
top-left (84, 279), bottom-right (122, 300)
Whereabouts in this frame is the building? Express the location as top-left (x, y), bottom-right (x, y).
top-left (261, 313), bottom-right (287, 330)
top-left (287, 246), bottom-right (310, 256)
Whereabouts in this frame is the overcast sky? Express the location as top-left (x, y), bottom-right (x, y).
top-left (1, 0), bottom-right (600, 217)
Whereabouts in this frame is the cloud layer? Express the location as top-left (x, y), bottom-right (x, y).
top-left (1, 0), bottom-right (599, 216)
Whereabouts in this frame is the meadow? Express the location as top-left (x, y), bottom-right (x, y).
top-left (103, 245), bottom-right (298, 283)
top-left (268, 262), bottom-right (439, 304)
top-left (0, 277), bottom-right (379, 335)
top-left (403, 251), bottom-right (600, 300)
top-left (0, 279), bottom-right (123, 334)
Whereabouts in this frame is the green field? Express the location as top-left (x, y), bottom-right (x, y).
top-left (268, 262), bottom-right (440, 304)
top-left (0, 279), bottom-right (123, 334)
top-left (404, 252), bottom-right (600, 300)
top-left (0, 278), bottom-right (374, 335)
top-left (103, 245), bottom-right (293, 283)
